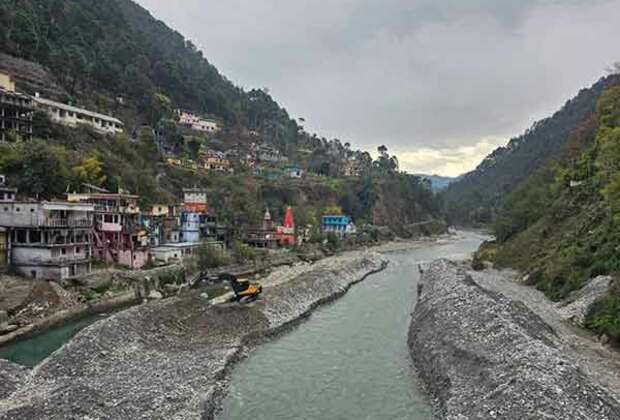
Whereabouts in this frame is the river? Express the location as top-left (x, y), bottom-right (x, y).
top-left (218, 231), bottom-right (487, 420)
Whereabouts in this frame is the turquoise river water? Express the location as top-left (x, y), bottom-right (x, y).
top-left (218, 231), bottom-right (487, 420)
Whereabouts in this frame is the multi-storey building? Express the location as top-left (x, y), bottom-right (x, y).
top-left (0, 199), bottom-right (95, 280)
top-left (0, 73), bottom-right (33, 142)
top-left (33, 95), bottom-right (123, 134)
top-left (176, 110), bottom-right (221, 133)
top-left (321, 215), bottom-right (357, 237)
top-left (67, 190), bottom-right (147, 269)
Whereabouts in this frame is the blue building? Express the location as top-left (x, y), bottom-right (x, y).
top-left (180, 212), bottom-right (201, 243)
top-left (321, 215), bottom-right (357, 237)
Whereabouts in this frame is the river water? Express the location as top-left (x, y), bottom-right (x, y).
top-left (219, 231), bottom-right (487, 420)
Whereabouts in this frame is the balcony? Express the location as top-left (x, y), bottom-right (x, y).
top-left (98, 222), bottom-right (122, 232)
top-left (41, 218), bottom-right (93, 228)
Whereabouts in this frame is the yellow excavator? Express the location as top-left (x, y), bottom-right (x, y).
top-left (219, 273), bottom-right (263, 303)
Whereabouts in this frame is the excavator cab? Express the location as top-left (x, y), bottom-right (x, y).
top-left (219, 273), bottom-right (263, 303)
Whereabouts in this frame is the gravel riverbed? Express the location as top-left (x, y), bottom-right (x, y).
top-left (410, 260), bottom-right (620, 420)
top-left (0, 251), bottom-right (386, 419)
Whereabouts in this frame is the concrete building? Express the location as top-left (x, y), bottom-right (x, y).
top-left (176, 110), bottom-right (221, 133)
top-left (203, 150), bottom-right (232, 172)
top-left (0, 227), bottom-right (9, 272)
top-left (321, 215), bottom-right (357, 237)
top-left (180, 212), bottom-right (201, 243)
top-left (258, 144), bottom-right (288, 163)
top-left (67, 191), bottom-right (147, 269)
top-left (183, 188), bottom-right (208, 214)
top-left (0, 73), bottom-right (33, 142)
top-left (0, 201), bottom-right (95, 280)
top-left (33, 95), bottom-right (123, 134)
top-left (284, 166), bottom-right (304, 179)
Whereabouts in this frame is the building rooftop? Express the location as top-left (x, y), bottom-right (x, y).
top-left (33, 96), bottom-right (123, 125)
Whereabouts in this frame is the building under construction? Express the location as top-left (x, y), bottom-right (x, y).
top-left (0, 73), bottom-right (33, 142)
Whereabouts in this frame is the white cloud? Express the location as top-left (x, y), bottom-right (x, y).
top-left (135, 0), bottom-right (620, 172)
top-left (395, 138), bottom-right (507, 177)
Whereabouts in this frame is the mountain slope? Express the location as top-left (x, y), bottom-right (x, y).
top-left (0, 0), bottom-right (300, 147)
top-left (443, 74), bottom-right (620, 225)
top-left (478, 82), bottom-right (620, 345)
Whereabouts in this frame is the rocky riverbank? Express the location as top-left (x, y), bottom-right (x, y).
top-left (0, 250), bottom-right (386, 419)
top-left (409, 260), bottom-right (620, 420)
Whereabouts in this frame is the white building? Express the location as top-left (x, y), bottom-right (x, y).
top-left (33, 95), bottom-right (124, 134)
top-left (0, 201), bottom-right (95, 280)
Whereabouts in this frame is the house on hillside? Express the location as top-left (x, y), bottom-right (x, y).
top-left (0, 72), bottom-right (33, 142)
top-left (284, 166), bottom-right (304, 179)
top-left (341, 159), bottom-right (362, 177)
top-left (258, 144), bottom-right (288, 163)
top-left (33, 94), bottom-right (123, 134)
top-left (176, 110), bottom-right (221, 133)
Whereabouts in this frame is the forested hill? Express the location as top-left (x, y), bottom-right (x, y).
top-left (0, 0), bottom-right (300, 150)
top-left (443, 74), bottom-right (620, 225)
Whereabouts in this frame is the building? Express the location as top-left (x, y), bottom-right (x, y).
top-left (67, 190), bottom-right (147, 269)
top-left (321, 215), bottom-right (357, 237)
top-left (276, 207), bottom-right (296, 246)
top-left (150, 241), bottom-right (223, 263)
top-left (284, 166), bottom-right (304, 179)
top-left (0, 73), bottom-right (33, 142)
top-left (176, 110), bottom-right (221, 133)
top-left (203, 150), bottom-right (232, 172)
top-left (183, 188), bottom-right (208, 213)
top-left (0, 227), bottom-right (9, 272)
top-left (258, 144), bottom-right (288, 163)
top-left (33, 95), bottom-right (124, 134)
top-left (180, 212), bottom-right (201, 243)
top-left (0, 200), bottom-right (95, 280)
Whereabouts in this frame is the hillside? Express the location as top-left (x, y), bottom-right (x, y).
top-left (0, 0), bottom-right (443, 235)
top-left (478, 81), bottom-right (620, 345)
top-left (443, 74), bottom-right (620, 225)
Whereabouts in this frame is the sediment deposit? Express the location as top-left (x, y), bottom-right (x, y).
top-left (0, 251), bottom-right (386, 420)
top-left (409, 260), bottom-right (620, 420)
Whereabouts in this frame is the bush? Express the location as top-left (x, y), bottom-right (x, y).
top-left (196, 243), bottom-right (231, 271)
top-left (232, 240), bottom-right (256, 264)
top-left (585, 281), bottom-right (620, 345)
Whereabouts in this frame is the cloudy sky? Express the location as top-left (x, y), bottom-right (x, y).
top-left (136, 0), bottom-right (620, 176)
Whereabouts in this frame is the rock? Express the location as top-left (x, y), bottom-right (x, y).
top-left (0, 324), bottom-right (18, 334)
top-left (147, 290), bottom-right (163, 300)
top-left (409, 260), bottom-right (620, 420)
top-left (558, 276), bottom-right (613, 326)
top-left (0, 310), bottom-right (8, 325)
top-left (0, 359), bottom-right (28, 400)
top-left (600, 334), bottom-right (610, 345)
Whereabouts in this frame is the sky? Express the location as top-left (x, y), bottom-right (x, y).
top-left (135, 0), bottom-right (620, 176)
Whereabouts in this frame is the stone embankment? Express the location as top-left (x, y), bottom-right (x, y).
top-left (409, 260), bottom-right (620, 420)
top-left (0, 251), bottom-right (386, 420)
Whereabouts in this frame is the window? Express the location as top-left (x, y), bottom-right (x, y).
top-left (16, 207), bottom-right (20, 212)
top-left (76, 247), bottom-right (81, 254)
top-left (61, 248), bottom-right (67, 255)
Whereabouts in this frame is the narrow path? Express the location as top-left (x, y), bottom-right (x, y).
top-left (470, 269), bottom-right (620, 400)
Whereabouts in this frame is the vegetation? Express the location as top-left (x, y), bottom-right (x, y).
top-left (479, 81), bottom-right (620, 340)
top-left (586, 280), bottom-right (620, 345)
top-left (443, 74), bottom-right (620, 226)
